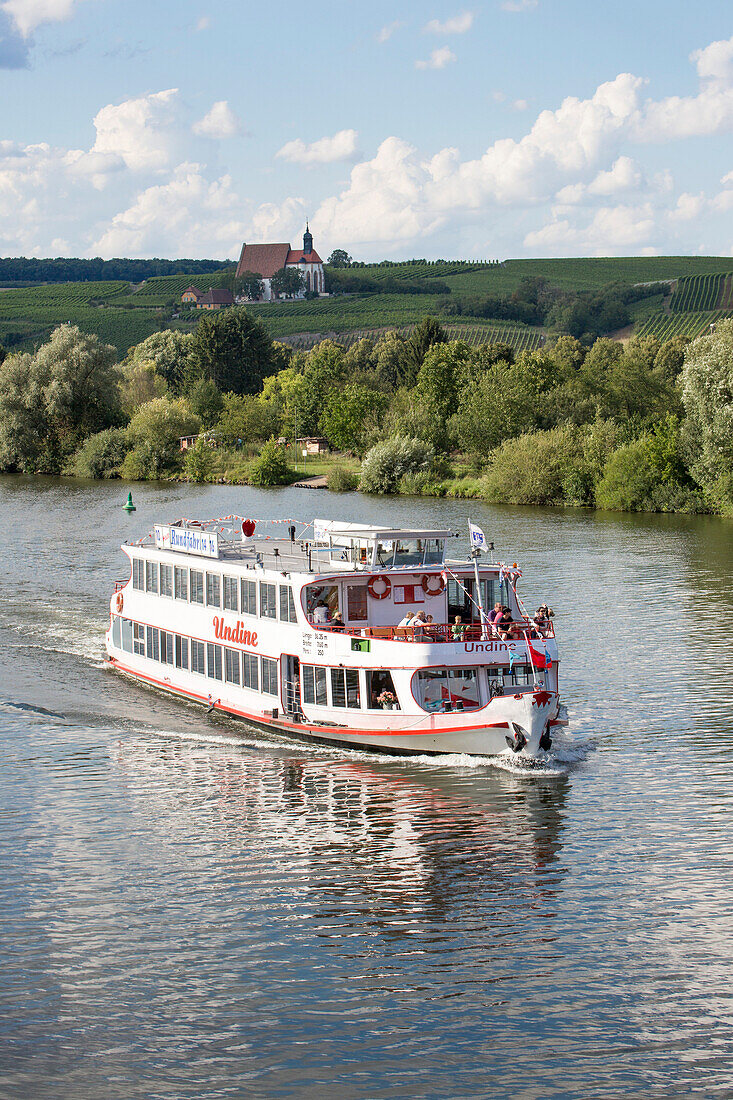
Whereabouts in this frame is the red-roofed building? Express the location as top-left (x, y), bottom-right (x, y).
top-left (181, 286), bottom-right (201, 303)
top-left (196, 287), bottom-right (234, 310)
top-left (235, 225), bottom-right (325, 301)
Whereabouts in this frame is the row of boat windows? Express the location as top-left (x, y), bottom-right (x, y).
top-left (112, 616), bottom-right (279, 693)
top-left (301, 667), bottom-right (400, 711)
top-left (132, 558), bottom-right (298, 622)
top-left (415, 664), bottom-right (536, 712)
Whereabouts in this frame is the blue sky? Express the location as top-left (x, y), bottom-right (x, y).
top-left (1, 0), bottom-right (731, 260)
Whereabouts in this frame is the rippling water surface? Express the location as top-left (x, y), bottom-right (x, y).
top-left (2, 477), bottom-right (733, 1098)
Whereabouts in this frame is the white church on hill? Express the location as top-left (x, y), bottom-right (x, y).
top-left (235, 225), bottom-right (325, 301)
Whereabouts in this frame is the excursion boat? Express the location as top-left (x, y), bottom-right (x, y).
top-left (105, 517), bottom-right (568, 756)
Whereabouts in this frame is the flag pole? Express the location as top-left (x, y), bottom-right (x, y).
top-left (469, 518), bottom-right (488, 640)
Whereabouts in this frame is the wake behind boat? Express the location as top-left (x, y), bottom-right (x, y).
top-left (105, 516), bottom-right (567, 756)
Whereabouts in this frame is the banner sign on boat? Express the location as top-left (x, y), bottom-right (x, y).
top-left (154, 524), bottom-right (219, 559)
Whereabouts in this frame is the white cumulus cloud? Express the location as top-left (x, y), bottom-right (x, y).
top-left (193, 101), bottom-right (240, 139)
top-left (377, 19), bottom-right (404, 43)
top-left (423, 11), bottom-right (473, 34)
top-left (2, 0), bottom-right (87, 35)
top-left (276, 129), bottom-right (358, 166)
top-left (415, 47), bottom-right (456, 70)
top-left (91, 88), bottom-right (182, 173)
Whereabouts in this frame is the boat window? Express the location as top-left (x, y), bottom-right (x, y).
top-left (423, 538), bottom-right (444, 564)
top-left (415, 667), bottom-right (481, 712)
top-left (279, 585), bottom-right (297, 623)
top-left (146, 625), bottom-right (159, 661)
top-left (394, 539), bottom-right (425, 568)
top-left (306, 584), bottom-right (339, 622)
top-left (132, 559), bottom-right (144, 591)
top-left (160, 564), bottom-right (173, 599)
top-left (207, 643), bottom-right (222, 681)
top-left (190, 569), bottom-right (204, 605)
top-left (366, 669), bottom-right (400, 710)
top-left (302, 665), bottom-right (327, 706)
top-left (223, 576), bottom-right (239, 612)
top-left (133, 623), bottom-right (146, 656)
top-left (241, 578), bottom-right (257, 616)
top-left (331, 668), bottom-right (361, 709)
top-left (160, 630), bottom-right (174, 665)
top-left (206, 573), bottom-right (221, 608)
top-left (261, 657), bottom-right (278, 695)
top-left (145, 561), bottom-right (158, 594)
top-left (175, 635), bottom-right (189, 670)
top-left (191, 639), bottom-right (205, 675)
top-left (242, 653), bottom-right (259, 691)
top-left (346, 584), bottom-right (368, 622)
top-left (259, 582), bottom-right (277, 619)
top-left (174, 566), bottom-right (188, 601)
top-left (224, 647), bottom-right (240, 685)
top-left (375, 539), bottom-right (394, 568)
top-left (112, 616), bottom-right (121, 649)
top-left (504, 663), bottom-right (535, 687)
top-left (121, 618), bottom-right (132, 653)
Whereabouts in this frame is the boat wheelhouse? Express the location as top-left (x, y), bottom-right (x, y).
top-left (105, 517), bottom-right (567, 756)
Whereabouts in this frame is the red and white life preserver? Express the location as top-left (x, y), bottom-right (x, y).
top-left (367, 575), bottom-right (392, 600)
top-left (115, 591), bottom-right (124, 612)
top-left (421, 573), bottom-right (445, 596)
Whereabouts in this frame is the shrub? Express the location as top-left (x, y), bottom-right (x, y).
top-left (327, 465), bottom-right (358, 492)
top-left (359, 435), bottom-right (434, 494)
top-left (66, 427), bottom-right (129, 478)
top-left (184, 436), bottom-right (217, 483)
top-left (398, 471), bottom-right (447, 496)
top-left (482, 425), bottom-right (583, 506)
top-left (248, 437), bottom-right (293, 486)
top-left (122, 396), bottom-right (199, 480)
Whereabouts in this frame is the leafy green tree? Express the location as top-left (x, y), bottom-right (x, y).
top-left (121, 396), bottom-right (200, 480)
top-left (653, 335), bottom-right (689, 386)
top-left (186, 376), bottom-right (224, 428)
top-left (234, 270), bottom-right (265, 300)
top-left (404, 316), bottom-right (447, 385)
top-left (371, 331), bottom-right (411, 388)
top-left (470, 342), bottom-right (515, 371)
top-left (416, 340), bottom-right (471, 420)
top-left (0, 325), bottom-right (120, 473)
top-left (549, 334), bottom-right (586, 375)
top-left (127, 330), bottom-right (193, 392)
top-left (118, 361), bottom-right (168, 416)
top-left (248, 438), bottom-right (293, 486)
top-left (681, 318), bottom-right (733, 510)
top-left (482, 425), bottom-right (583, 506)
top-left (319, 385), bottom-right (387, 453)
top-left (359, 435), bottom-right (434, 494)
top-left (271, 266), bottom-right (305, 298)
top-left (216, 393), bottom-right (281, 445)
top-left (190, 308), bottom-right (274, 396)
top-left (326, 249), bottom-right (353, 268)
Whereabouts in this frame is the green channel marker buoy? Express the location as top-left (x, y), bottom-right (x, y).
top-left (123, 492), bottom-right (136, 513)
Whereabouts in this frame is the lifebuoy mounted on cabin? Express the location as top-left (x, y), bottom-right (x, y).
top-left (115, 591), bottom-right (123, 613)
top-left (421, 573), bottom-right (445, 596)
top-left (367, 575), bottom-right (392, 600)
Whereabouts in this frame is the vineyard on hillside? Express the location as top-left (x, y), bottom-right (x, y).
top-left (115, 270), bottom-right (235, 307)
top-left (279, 323), bottom-right (545, 353)
top-left (670, 272), bottom-right (733, 313)
top-left (635, 310), bottom-right (731, 342)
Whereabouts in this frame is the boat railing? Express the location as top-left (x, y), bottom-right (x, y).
top-left (114, 577), bottom-right (128, 593)
top-left (308, 618), bottom-right (555, 643)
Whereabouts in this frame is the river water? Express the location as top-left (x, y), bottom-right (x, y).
top-left (2, 476), bottom-right (733, 1099)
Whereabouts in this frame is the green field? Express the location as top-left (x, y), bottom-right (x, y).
top-left (281, 322), bottom-right (545, 354)
top-left (2, 255), bottom-right (733, 357)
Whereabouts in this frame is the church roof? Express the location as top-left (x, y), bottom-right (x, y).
top-left (236, 243), bottom-right (291, 279)
top-left (286, 249), bottom-right (323, 265)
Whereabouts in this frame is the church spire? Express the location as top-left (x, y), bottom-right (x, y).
top-left (303, 222), bottom-right (313, 255)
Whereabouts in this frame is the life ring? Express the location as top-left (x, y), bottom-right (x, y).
top-left (421, 573), bottom-right (445, 596)
top-left (115, 591), bottom-right (123, 613)
top-left (367, 575), bottom-right (391, 600)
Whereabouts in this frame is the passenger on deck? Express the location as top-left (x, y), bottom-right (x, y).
top-left (424, 615), bottom-right (444, 643)
top-left (451, 615), bottom-right (465, 640)
top-left (533, 608), bottom-right (549, 636)
top-left (537, 601), bottom-right (554, 620)
top-left (496, 608), bottom-right (513, 639)
top-left (313, 602), bottom-right (330, 625)
top-left (488, 602), bottom-right (504, 634)
top-left (411, 610), bottom-right (427, 637)
top-left (397, 611), bottom-right (415, 628)
top-left (330, 612), bottom-right (345, 632)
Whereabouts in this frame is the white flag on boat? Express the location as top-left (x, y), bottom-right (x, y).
top-left (468, 521), bottom-right (488, 551)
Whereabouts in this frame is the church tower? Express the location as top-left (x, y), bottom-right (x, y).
top-left (303, 222), bottom-right (313, 256)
